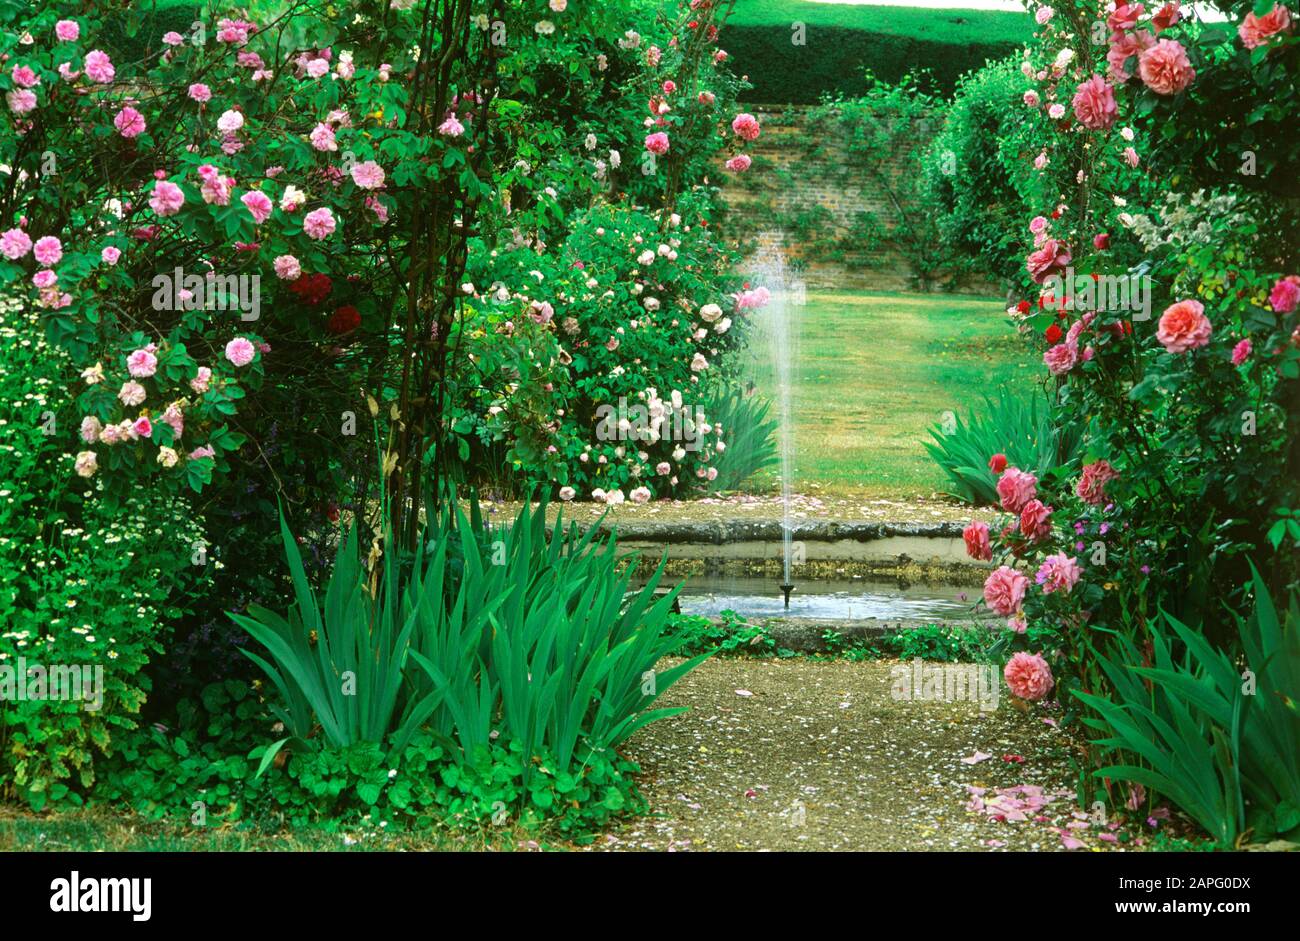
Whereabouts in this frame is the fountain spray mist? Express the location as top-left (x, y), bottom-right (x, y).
top-left (748, 235), bottom-right (799, 606)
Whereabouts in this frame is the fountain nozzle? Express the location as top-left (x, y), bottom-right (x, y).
top-left (779, 582), bottom-right (794, 608)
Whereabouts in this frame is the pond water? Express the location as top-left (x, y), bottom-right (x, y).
top-left (667, 575), bottom-right (977, 621)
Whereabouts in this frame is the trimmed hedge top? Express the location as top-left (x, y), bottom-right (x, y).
top-left (725, 2), bottom-right (1032, 103)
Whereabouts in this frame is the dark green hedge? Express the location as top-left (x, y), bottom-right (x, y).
top-left (727, 24), bottom-right (1026, 103)
top-left (97, 1), bottom-right (204, 65)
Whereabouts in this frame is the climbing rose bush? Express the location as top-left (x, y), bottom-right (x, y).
top-left (969, 1), bottom-right (1300, 711)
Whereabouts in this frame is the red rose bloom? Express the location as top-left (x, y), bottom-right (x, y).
top-left (1016, 300), bottom-right (1032, 314)
top-left (1045, 323), bottom-right (1063, 343)
top-left (290, 272), bottom-right (333, 306)
top-left (988, 453), bottom-right (1008, 473)
top-left (327, 304), bottom-right (361, 335)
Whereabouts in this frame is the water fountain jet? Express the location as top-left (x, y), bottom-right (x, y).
top-left (749, 234), bottom-right (799, 611)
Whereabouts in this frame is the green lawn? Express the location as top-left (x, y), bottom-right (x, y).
top-left (749, 290), bottom-right (1036, 498)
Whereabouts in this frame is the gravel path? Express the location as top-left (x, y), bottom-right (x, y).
top-left (592, 657), bottom-right (1134, 852)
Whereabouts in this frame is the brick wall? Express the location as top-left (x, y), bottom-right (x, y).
top-left (718, 105), bottom-right (997, 295)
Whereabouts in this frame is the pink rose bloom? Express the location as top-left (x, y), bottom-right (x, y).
top-left (963, 520), bottom-right (992, 562)
top-left (1239, 5), bottom-right (1292, 49)
top-left (630, 486), bottom-right (651, 505)
top-left (1122, 146), bottom-right (1140, 168)
top-left (1004, 652), bottom-right (1055, 701)
top-left (225, 337), bottom-right (256, 367)
top-left (189, 445), bottom-right (216, 460)
top-left (983, 565), bottom-right (1029, 616)
top-left (1076, 459), bottom-right (1119, 505)
top-left (1026, 238), bottom-right (1071, 283)
top-left (1023, 90), bottom-right (1040, 107)
top-left (1232, 338), bottom-right (1253, 365)
top-left (118, 381), bottom-right (146, 406)
top-left (698, 91), bottom-right (715, 104)
top-left (188, 83), bottom-right (212, 103)
top-left (656, 461), bottom-right (671, 475)
top-left (114, 106), bottom-right (146, 138)
top-left (133, 416), bottom-right (153, 439)
top-left (0, 228), bottom-right (31, 259)
top-left (309, 123), bottom-right (337, 152)
top-left (84, 50), bottom-right (115, 83)
top-left (162, 31), bottom-right (185, 46)
top-left (997, 467), bottom-right (1038, 513)
top-left (241, 190), bottom-right (273, 224)
top-left (80, 416), bottom-right (102, 443)
top-left (1157, 299), bottom-right (1212, 353)
top-left (302, 207), bottom-right (337, 240)
top-left (55, 20), bottom-right (81, 42)
top-left (1036, 7), bottom-right (1054, 24)
top-left (1019, 499), bottom-right (1053, 542)
top-left (191, 366), bottom-right (213, 393)
top-left (33, 236), bottom-right (62, 266)
top-left (644, 131), bottom-right (670, 155)
top-left (11, 65), bottom-right (39, 89)
top-left (216, 109), bottom-right (244, 134)
top-left (731, 113), bottom-right (761, 141)
top-left (736, 286), bottom-right (771, 310)
top-left (162, 404), bottom-right (184, 439)
top-left (273, 255), bottom-right (301, 280)
top-left (1138, 39), bottom-right (1195, 95)
top-left (1107, 30), bottom-right (1155, 82)
top-left (101, 245), bottom-right (121, 265)
top-left (438, 115), bottom-right (465, 137)
top-left (1269, 275), bottom-right (1300, 313)
top-left (1036, 552), bottom-right (1082, 594)
top-left (32, 269), bottom-right (56, 289)
top-left (1044, 341), bottom-right (1079, 376)
top-left (725, 155), bottom-right (752, 172)
top-left (6, 89), bottom-right (37, 114)
top-left (150, 180), bottom-right (185, 217)
top-left (198, 166), bottom-right (234, 206)
top-left (350, 160), bottom-right (385, 189)
top-left (127, 348), bottom-right (158, 378)
top-left (1071, 74), bottom-right (1117, 130)
top-left (1107, 2), bottom-right (1146, 31)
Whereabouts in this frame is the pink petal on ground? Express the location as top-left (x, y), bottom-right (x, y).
top-left (960, 751), bottom-right (993, 765)
top-left (1060, 833), bottom-right (1087, 850)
